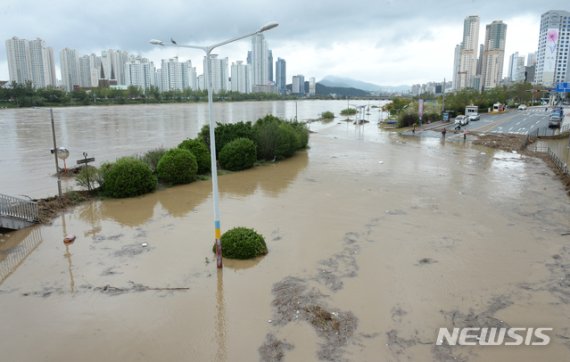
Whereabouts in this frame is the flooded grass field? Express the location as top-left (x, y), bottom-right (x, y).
top-left (1, 121), bottom-right (570, 361)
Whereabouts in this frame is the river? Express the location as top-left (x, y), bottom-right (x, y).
top-left (0, 100), bottom-right (382, 198)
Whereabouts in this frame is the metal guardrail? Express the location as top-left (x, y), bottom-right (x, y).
top-left (0, 228), bottom-right (43, 284)
top-left (533, 145), bottom-right (569, 175)
top-left (0, 193), bottom-right (38, 223)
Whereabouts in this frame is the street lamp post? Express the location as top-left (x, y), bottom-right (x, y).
top-left (150, 22), bottom-right (278, 269)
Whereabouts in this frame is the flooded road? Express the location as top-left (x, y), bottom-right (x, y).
top-left (1, 121), bottom-right (570, 361)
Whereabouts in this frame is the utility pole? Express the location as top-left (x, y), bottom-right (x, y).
top-left (50, 108), bottom-right (62, 197)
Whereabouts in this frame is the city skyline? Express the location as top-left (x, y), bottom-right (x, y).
top-left (0, 1), bottom-right (568, 87)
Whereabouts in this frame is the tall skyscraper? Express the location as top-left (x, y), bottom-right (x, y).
top-left (267, 50), bottom-right (274, 83)
top-left (508, 52), bottom-right (525, 82)
top-left (451, 44), bottom-right (461, 90)
top-left (251, 33), bottom-right (269, 87)
top-left (480, 20), bottom-right (507, 90)
top-left (457, 15), bottom-right (480, 90)
top-left (275, 58), bottom-right (286, 94)
top-left (535, 10), bottom-right (570, 86)
top-left (60, 48), bottom-right (80, 91)
top-left (5, 37), bottom-right (56, 88)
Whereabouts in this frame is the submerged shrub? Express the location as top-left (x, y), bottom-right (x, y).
top-left (178, 139), bottom-right (211, 174)
top-left (75, 165), bottom-right (102, 190)
top-left (216, 227), bottom-right (268, 259)
top-left (198, 121), bottom-right (256, 154)
top-left (321, 111), bottom-right (334, 119)
top-left (141, 147), bottom-right (166, 173)
top-left (219, 138), bottom-right (257, 171)
top-left (157, 148), bottom-right (198, 185)
top-left (103, 157), bottom-right (157, 198)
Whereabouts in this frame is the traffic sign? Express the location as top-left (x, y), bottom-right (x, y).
top-left (555, 82), bottom-right (570, 93)
top-left (77, 157), bottom-right (95, 165)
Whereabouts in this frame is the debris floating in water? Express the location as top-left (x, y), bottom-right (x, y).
top-left (63, 234), bottom-right (76, 244)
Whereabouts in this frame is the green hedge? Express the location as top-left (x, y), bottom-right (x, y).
top-left (157, 148), bottom-right (198, 185)
top-left (198, 121), bottom-right (256, 155)
top-left (254, 115), bottom-right (307, 161)
top-left (219, 138), bottom-right (257, 171)
top-left (103, 157), bottom-right (157, 198)
top-left (216, 227), bottom-right (268, 259)
top-left (178, 139), bottom-right (211, 174)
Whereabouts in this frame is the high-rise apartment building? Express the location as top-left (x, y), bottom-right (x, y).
top-left (451, 44), bottom-right (461, 90)
top-left (480, 20), bottom-right (507, 90)
top-left (268, 50), bottom-right (274, 83)
top-left (60, 48), bottom-right (80, 91)
top-left (230, 61), bottom-right (251, 93)
top-left (275, 58), bottom-right (286, 94)
top-left (125, 56), bottom-right (156, 91)
top-left (456, 15), bottom-right (480, 90)
top-left (203, 55), bottom-right (229, 93)
top-left (292, 75), bottom-right (305, 95)
top-left (535, 10), bottom-right (570, 86)
top-left (5, 37), bottom-right (56, 88)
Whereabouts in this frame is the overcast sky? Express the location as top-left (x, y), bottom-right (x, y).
top-left (0, 0), bottom-right (568, 86)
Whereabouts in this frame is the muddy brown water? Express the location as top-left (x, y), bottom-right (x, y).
top-left (1, 122), bottom-right (570, 361)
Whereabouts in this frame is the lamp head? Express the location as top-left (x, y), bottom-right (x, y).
top-left (259, 22), bottom-right (279, 33)
top-left (149, 39), bottom-right (164, 46)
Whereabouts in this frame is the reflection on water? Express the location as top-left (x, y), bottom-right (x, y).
top-left (215, 269), bottom-right (227, 362)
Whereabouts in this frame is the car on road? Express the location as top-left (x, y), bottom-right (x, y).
top-left (549, 114), bottom-right (561, 128)
top-left (518, 104), bottom-right (527, 110)
top-left (454, 115), bottom-right (469, 126)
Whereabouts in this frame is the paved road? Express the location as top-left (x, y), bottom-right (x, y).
top-left (438, 106), bottom-right (567, 135)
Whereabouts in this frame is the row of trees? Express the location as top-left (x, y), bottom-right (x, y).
top-left (0, 81), bottom-right (300, 108)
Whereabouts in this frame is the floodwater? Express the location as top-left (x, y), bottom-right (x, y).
top-left (1, 117), bottom-right (570, 361)
top-left (0, 101), bottom-right (378, 198)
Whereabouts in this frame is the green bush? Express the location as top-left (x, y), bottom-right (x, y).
top-left (340, 108), bottom-right (357, 116)
top-left (157, 148), bottom-right (198, 185)
top-left (290, 121), bottom-right (309, 149)
top-left (140, 148), bottom-right (166, 173)
top-left (219, 138), bottom-right (257, 171)
top-left (215, 227), bottom-right (268, 259)
top-left (321, 111), bottom-right (334, 119)
top-left (276, 123), bottom-right (298, 159)
top-left (178, 139), bottom-right (211, 174)
top-left (75, 165), bottom-right (102, 190)
top-left (103, 157), bottom-right (157, 198)
top-left (198, 121), bottom-right (256, 154)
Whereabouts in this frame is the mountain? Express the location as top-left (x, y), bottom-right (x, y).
top-left (315, 83), bottom-right (370, 97)
top-left (319, 75), bottom-right (410, 94)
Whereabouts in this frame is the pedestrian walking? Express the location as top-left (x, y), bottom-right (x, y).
top-left (442, 128), bottom-right (447, 137)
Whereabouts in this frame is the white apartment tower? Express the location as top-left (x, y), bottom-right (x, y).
top-left (125, 56), bottom-right (156, 91)
top-left (535, 10), bottom-right (570, 86)
top-left (203, 55), bottom-right (229, 93)
top-left (231, 61), bottom-right (252, 93)
top-left (480, 20), bottom-right (507, 90)
top-left (5, 37), bottom-right (56, 88)
top-left (292, 75), bottom-right (305, 95)
top-left (457, 16), bottom-right (480, 90)
top-left (251, 33), bottom-right (269, 87)
top-left (60, 48), bottom-right (80, 91)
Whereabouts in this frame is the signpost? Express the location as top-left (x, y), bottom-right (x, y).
top-left (555, 82), bottom-right (570, 93)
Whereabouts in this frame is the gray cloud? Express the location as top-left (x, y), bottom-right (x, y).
top-left (1, 0), bottom-right (568, 84)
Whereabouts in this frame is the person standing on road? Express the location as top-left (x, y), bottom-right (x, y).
top-left (442, 128), bottom-right (447, 137)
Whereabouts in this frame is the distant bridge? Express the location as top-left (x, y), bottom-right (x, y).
top-left (0, 193), bottom-right (38, 230)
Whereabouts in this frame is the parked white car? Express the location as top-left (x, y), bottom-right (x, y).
top-left (454, 115), bottom-right (469, 126)
top-left (518, 104), bottom-right (527, 110)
